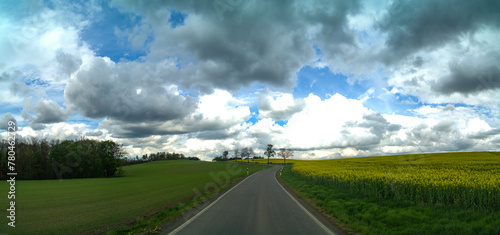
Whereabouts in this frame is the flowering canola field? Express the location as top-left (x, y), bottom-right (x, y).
top-left (289, 152), bottom-right (500, 209)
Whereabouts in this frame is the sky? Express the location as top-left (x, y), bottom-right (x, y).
top-left (0, 0), bottom-right (499, 161)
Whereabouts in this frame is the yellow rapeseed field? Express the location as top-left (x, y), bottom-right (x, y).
top-left (289, 152), bottom-right (500, 209)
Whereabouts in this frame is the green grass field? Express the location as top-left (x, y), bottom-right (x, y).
top-left (279, 152), bottom-right (500, 234)
top-left (0, 160), bottom-right (268, 234)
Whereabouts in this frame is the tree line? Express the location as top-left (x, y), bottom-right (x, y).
top-left (0, 137), bottom-right (125, 180)
top-left (123, 152), bottom-right (199, 166)
top-left (0, 137), bottom-right (200, 180)
top-left (212, 144), bottom-right (293, 164)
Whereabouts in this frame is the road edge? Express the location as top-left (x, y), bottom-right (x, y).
top-left (159, 166), bottom-right (269, 234)
top-left (275, 167), bottom-right (351, 235)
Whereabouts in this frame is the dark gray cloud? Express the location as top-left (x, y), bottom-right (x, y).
top-left (403, 76), bottom-right (422, 87)
top-left (101, 121), bottom-right (188, 138)
top-left (99, 120), bottom-right (188, 138)
top-left (400, 121), bottom-right (483, 153)
top-left (262, 103), bottom-right (305, 120)
top-left (377, 0), bottom-right (500, 65)
top-left (9, 80), bottom-right (30, 96)
top-left (309, 0), bottom-right (362, 69)
top-left (99, 109), bottom-right (248, 138)
top-left (431, 120), bottom-right (455, 133)
top-left (65, 57), bottom-right (198, 123)
top-left (407, 123), bottom-right (438, 144)
top-left (110, 0), bottom-right (361, 92)
top-left (442, 104), bottom-right (455, 112)
top-left (470, 128), bottom-right (500, 140)
top-left (387, 124), bottom-right (402, 132)
top-left (338, 112), bottom-right (394, 149)
top-left (3, 70), bottom-right (29, 96)
top-left (30, 123), bottom-right (46, 131)
top-left (56, 50), bottom-right (82, 76)
top-left (32, 99), bottom-right (67, 124)
top-left (85, 130), bottom-right (103, 137)
top-left (258, 93), bottom-right (306, 120)
top-left (0, 113), bottom-right (16, 130)
top-left (433, 54), bottom-right (500, 95)
top-left (339, 128), bottom-right (381, 149)
top-left (195, 129), bottom-right (240, 140)
top-left (360, 112), bottom-right (390, 139)
top-left (21, 97), bottom-right (34, 123)
top-left (0, 71), bottom-right (21, 82)
top-left (412, 56), bottom-right (424, 68)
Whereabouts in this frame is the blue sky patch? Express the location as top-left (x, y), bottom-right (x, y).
top-left (294, 66), bottom-right (367, 100)
top-left (80, 3), bottom-right (147, 62)
top-left (169, 10), bottom-right (187, 28)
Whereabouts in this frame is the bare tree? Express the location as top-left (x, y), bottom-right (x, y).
top-left (279, 148), bottom-right (294, 165)
top-left (241, 147), bottom-right (249, 162)
top-left (248, 147), bottom-right (254, 163)
top-left (234, 149), bottom-right (239, 161)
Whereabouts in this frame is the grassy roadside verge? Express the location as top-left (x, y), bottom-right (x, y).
top-left (279, 164), bottom-right (500, 234)
top-left (108, 170), bottom-right (248, 235)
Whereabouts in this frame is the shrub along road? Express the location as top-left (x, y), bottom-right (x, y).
top-left (168, 166), bottom-right (340, 235)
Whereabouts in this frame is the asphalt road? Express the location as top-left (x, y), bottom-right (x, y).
top-left (169, 166), bottom-right (335, 235)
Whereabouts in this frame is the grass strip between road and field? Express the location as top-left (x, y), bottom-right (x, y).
top-left (107, 171), bottom-right (247, 235)
top-left (279, 164), bottom-right (500, 235)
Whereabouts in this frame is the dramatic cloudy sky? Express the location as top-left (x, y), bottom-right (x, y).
top-left (1, 0), bottom-right (499, 160)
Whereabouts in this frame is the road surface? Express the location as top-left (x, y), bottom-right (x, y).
top-left (169, 166), bottom-right (335, 235)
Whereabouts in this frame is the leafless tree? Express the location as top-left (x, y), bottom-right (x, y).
top-left (234, 149), bottom-right (239, 161)
top-left (241, 147), bottom-right (249, 162)
top-left (279, 148), bottom-right (294, 165)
